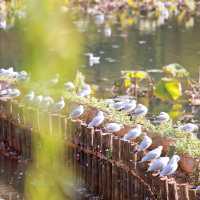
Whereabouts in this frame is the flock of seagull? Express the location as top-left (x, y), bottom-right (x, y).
top-left (0, 67), bottom-right (199, 180)
top-left (70, 104), bottom-right (180, 178)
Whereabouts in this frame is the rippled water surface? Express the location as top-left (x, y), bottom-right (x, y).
top-left (1, 17), bottom-right (200, 85)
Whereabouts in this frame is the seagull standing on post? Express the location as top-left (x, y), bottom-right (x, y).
top-left (105, 123), bottom-right (123, 133)
top-left (154, 112), bottom-right (170, 124)
top-left (159, 155), bottom-right (180, 177)
top-left (140, 146), bottom-right (163, 162)
top-left (70, 105), bottom-right (84, 120)
top-left (147, 157), bottom-right (170, 172)
top-left (135, 135), bottom-right (152, 152)
top-left (131, 104), bottom-right (148, 117)
top-left (179, 123), bottom-right (199, 133)
top-left (64, 82), bottom-right (75, 91)
top-left (88, 111), bottom-right (104, 128)
top-left (122, 124), bottom-right (142, 141)
top-left (121, 100), bottom-right (137, 113)
top-left (78, 84), bottom-right (91, 97)
top-left (51, 96), bottom-right (65, 113)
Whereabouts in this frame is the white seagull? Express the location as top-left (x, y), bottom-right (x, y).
top-left (88, 111), bottom-right (104, 128)
top-left (179, 123), bottom-right (199, 133)
top-left (48, 73), bottom-right (60, 86)
top-left (104, 26), bottom-right (112, 37)
top-left (123, 124), bottom-right (142, 141)
top-left (16, 70), bottom-right (29, 82)
top-left (86, 53), bottom-right (100, 67)
top-left (0, 88), bottom-right (21, 98)
top-left (121, 100), bottom-right (137, 113)
top-left (70, 105), bottom-right (84, 119)
top-left (24, 91), bottom-right (35, 103)
top-left (95, 14), bottom-right (105, 25)
top-left (51, 96), bottom-right (65, 113)
top-left (147, 157), bottom-right (170, 172)
top-left (78, 84), bottom-right (91, 97)
top-left (0, 67), bottom-right (16, 78)
top-left (41, 96), bottom-right (54, 110)
top-left (159, 155), bottom-right (180, 177)
top-left (64, 82), bottom-right (75, 91)
top-left (135, 135), bottom-right (152, 152)
top-left (154, 112), bottom-right (170, 124)
top-left (112, 100), bottom-right (130, 111)
top-left (132, 104), bottom-right (148, 117)
top-left (105, 123), bottom-right (123, 133)
top-left (140, 146), bottom-right (163, 162)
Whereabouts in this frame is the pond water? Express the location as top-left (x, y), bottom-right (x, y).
top-left (1, 17), bottom-right (200, 86)
top-left (1, 16), bottom-right (200, 89)
top-left (81, 17), bottom-right (200, 87)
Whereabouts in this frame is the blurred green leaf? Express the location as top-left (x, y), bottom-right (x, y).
top-left (154, 78), bottom-right (182, 101)
top-left (124, 78), bottom-right (132, 88)
top-left (163, 63), bottom-right (189, 78)
top-left (122, 70), bottom-right (148, 80)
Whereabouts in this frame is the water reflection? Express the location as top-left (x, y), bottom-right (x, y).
top-left (0, 156), bottom-right (26, 198)
top-left (82, 17), bottom-right (200, 87)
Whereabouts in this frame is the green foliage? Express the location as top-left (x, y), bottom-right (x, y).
top-left (163, 63), bottom-right (189, 78)
top-left (176, 138), bottom-right (200, 157)
top-left (21, 0), bottom-right (81, 199)
top-left (154, 78), bottom-right (182, 101)
top-left (21, 0), bottom-right (82, 81)
top-left (122, 70), bottom-right (148, 80)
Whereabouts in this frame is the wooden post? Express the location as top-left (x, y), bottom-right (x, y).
top-left (25, 128), bottom-right (32, 159)
top-left (0, 117), bottom-right (4, 142)
top-left (60, 115), bottom-right (67, 140)
top-left (38, 111), bottom-right (50, 134)
top-left (106, 162), bottom-right (112, 200)
top-left (101, 133), bottom-right (112, 157)
top-left (179, 184), bottom-right (189, 200)
top-left (4, 100), bottom-right (12, 117)
top-left (50, 114), bottom-right (62, 136)
top-left (32, 108), bottom-right (39, 131)
top-left (112, 137), bottom-right (120, 161)
top-left (18, 104), bottom-right (25, 125)
top-left (93, 129), bottom-right (102, 152)
top-left (112, 165), bottom-right (119, 200)
top-left (11, 101), bottom-right (19, 122)
top-left (160, 178), bottom-right (169, 200)
top-left (98, 158), bottom-right (102, 197)
top-left (101, 160), bottom-right (107, 199)
top-left (188, 189), bottom-right (197, 200)
top-left (168, 181), bottom-right (179, 200)
top-left (85, 127), bottom-right (94, 150)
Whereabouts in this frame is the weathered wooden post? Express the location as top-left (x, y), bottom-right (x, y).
top-left (32, 108), bottom-right (39, 131)
top-left (38, 111), bottom-right (51, 135)
top-left (93, 129), bottom-right (102, 153)
top-left (188, 189), bottom-right (197, 200)
top-left (159, 178), bottom-right (169, 200)
top-left (101, 132), bottom-right (112, 158)
top-left (112, 136), bottom-right (120, 161)
top-left (168, 181), bottom-right (179, 200)
top-left (179, 184), bottom-right (189, 200)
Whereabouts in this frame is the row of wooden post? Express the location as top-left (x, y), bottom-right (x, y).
top-left (0, 100), bottom-right (199, 200)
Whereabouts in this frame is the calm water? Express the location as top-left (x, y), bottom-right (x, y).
top-left (0, 17), bottom-right (200, 85)
top-left (82, 17), bottom-right (200, 87)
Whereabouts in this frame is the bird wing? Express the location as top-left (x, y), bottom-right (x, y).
top-left (70, 108), bottom-right (81, 118)
top-left (160, 163), bottom-right (177, 176)
top-left (88, 116), bottom-right (100, 127)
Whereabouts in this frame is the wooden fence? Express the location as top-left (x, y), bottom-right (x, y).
top-left (0, 99), bottom-right (199, 200)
